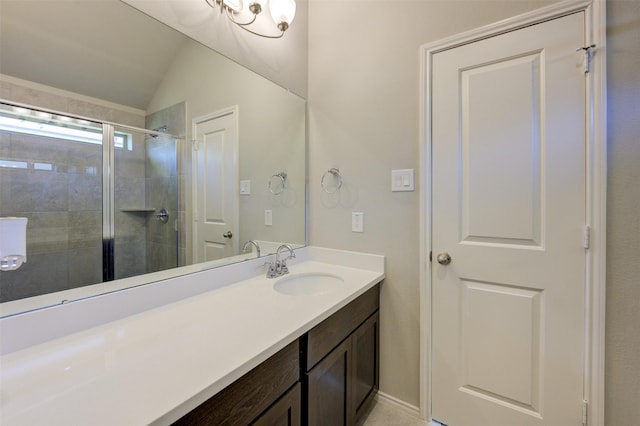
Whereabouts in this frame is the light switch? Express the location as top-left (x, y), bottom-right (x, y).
top-left (240, 180), bottom-right (251, 195)
top-left (264, 210), bottom-right (272, 226)
top-left (391, 169), bottom-right (415, 192)
top-left (352, 212), bottom-right (364, 233)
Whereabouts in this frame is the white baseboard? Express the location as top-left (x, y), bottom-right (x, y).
top-left (375, 391), bottom-right (424, 420)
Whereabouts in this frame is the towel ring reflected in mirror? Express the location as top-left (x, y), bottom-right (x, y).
top-left (269, 171), bottom-right (287, 195)
top-left (321, 168), bottom-right (342, 194)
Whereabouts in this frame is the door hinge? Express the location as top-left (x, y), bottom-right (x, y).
top-left (577, 44), bottom-right (596, 74)
top-left (583, 226), bottom-right (591, 249)
top-left (582, 399), bottom-right (589, 425)
top-left (429, 251), bottom-right (432, 262)
top-left (192, 139), bottom-right (198, 151)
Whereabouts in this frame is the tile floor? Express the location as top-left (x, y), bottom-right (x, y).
top-left (359, 399), bottom-right (430, 426)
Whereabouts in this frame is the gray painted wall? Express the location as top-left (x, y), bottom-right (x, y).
top-left (605, 1), bottom-right (640, 424)
top-left (308, 0), bottom-right (639, 422)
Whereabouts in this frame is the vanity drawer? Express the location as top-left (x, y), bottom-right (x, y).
top-left (305, 284), bottom-right (380, 370)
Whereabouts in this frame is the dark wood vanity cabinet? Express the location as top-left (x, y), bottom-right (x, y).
top-left (252, 383), bottom-right (301, 426)
top-left (174, 283), bottom-right (380, 426)
top-left (306, 337), bottom-right (353, 425)
top-left (351, 312), bottom-right (380, 421)
top-left (304, 285), bottom-right (380, 426)
top-left (174, 340), bottom-right (301, 426)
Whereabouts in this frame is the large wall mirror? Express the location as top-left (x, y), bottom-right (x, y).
top-left (0, 0), bottom-right (306, 316)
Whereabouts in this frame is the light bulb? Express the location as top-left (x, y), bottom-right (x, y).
top-left (269, 0), bottom-right (296, 31)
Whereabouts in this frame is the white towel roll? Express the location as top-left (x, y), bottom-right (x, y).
top-left (0, 217), bottom-right (28, 271)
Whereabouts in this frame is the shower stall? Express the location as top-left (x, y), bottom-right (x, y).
top-left (0, 102), bottom-right (182, 303)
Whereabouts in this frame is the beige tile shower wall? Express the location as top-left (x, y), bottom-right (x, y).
top-left (0, 130), bottom-right (103, 301)
top-left (145, 103), bottom-right (185, 271)
top-left (113, 130), bottom-right (148, 280)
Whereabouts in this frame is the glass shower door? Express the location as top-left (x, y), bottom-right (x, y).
top-left (0, 104), bottom-right (104, 302)
top-left (111, 125), bottom-right (179, 280)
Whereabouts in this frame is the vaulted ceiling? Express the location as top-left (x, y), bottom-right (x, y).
top-left (0, 0), bottom-right (188, 110)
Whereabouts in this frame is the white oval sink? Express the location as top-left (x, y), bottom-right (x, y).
top-left (274, 272), bottom-right (344, 296)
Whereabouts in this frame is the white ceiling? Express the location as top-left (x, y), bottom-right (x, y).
top-left (0, 0), bottom-right (189, 110)
top-left (122, 0), bottom-right (309, 98)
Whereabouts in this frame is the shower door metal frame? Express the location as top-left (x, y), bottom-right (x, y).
top-left (102, 124), bottom-right (115, 281)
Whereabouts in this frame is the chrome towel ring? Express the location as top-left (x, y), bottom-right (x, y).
top-left (269, 171), bottom-right (287, 194)
top-left (321, 168), bottom-right (342, 194)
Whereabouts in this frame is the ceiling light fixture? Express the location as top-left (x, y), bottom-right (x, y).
top-left (205, 0), bottom-right (296, 39)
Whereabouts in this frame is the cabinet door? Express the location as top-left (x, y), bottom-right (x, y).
top-left (307, 338), bottom-right (353, 426)
top-left (306, 286), bottom-right (379, 370)
top-left (252, 383), bottom-right (301, 426)
top-left (352, 312), bottom-right (379, 423)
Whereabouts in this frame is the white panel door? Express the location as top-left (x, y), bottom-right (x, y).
top-left (193, 111), bottom-right (238, 262)
top-left (431, 12), bottom-right (587, 426)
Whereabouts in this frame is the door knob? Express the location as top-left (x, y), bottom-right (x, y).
top-left (436, 252), bottom-right (452, 265)
top-left (223, 231), bottom-right (233, 239)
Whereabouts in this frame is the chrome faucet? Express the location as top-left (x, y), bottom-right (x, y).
top-left (266, 244), bottom-right (296, 278)
top-left (276, 244), bottom-right (295, 275)
top-left (242, 240), bottom-right (261, 258)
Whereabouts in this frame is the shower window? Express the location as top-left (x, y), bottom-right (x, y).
top-left (0, 110), bottom-right (132, 150)
top-left (114, 134), bottom-right (132, 150)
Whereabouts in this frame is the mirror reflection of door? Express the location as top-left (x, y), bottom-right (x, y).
top-left (193, 108), bottom-right (239, 262)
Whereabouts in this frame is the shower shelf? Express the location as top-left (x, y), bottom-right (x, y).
top-left (120, 208), bottom-right (156, 213)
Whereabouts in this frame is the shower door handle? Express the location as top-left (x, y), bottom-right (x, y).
top-left (223, 231), bottom-right (233, 239)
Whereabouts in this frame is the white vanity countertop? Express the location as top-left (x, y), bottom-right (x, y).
top-left (0, 247), bottom-right (384, 425)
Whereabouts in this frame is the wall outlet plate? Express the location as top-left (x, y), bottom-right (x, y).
top-left (352, 212), bottom-right (364, 233)
top-left (240, 180), bottom-right (251, 195)
top-left (264, 210), bottom-right (272, 226)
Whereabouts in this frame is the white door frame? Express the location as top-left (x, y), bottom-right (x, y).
top-left (418, 1), bottom-right (607, 424)
top-left (191, 106), bottom-right (240, 262)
